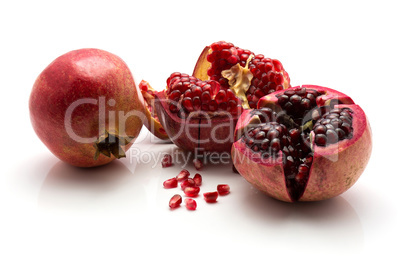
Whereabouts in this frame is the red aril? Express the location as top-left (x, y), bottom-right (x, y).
top-left (162, 154), bottom-right (173, 168)
top-left (193, 158), bottom-right (203, 170)
top-left (176, 169), bottom-right (190, 181)
top-left (185, 198), bottom-right (197, 210)
top-left (180, 178), bottom-right (196, 190)
top-left (163, 178), bottom-right (178, 189)
top-left (169, 194), bottom-right (182, 209)
top-left (203, 192), bottom-right (219, 203)
top-left (183, 186), bottom-right (200, 197)
top-left (193, 173), bottom-right (202, 186)
top-left (217, 184), bottom-right (230, 195)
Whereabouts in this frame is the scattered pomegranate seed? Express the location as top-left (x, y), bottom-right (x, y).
top-left (184, 186), bottom-right (200, 197)
top-left (217, 184), bottom-right (230, 195)
top-left (193, 173), bottom-right (202, 186)
top-left (185, 198), bottom-right (197, 210)
top-left (176, 169), bottom-right (190, 182)
top-left (162, 154), bottom-right (173, 168)
top-left (203, 191), bottom-right (218, 203)
top-left (180, 178), bottom-right (195, 190)
top-left (169, 194), bottom-right (182, 209)
top-left (193, 158), bottom-right (203, 170)
top-left (163, 177), bottom-right (178, 189)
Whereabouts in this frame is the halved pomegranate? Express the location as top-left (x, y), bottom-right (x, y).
top-left (142, 41), bottom-right (290, 155)
top-left (232, 85), bottom-right (372, 202)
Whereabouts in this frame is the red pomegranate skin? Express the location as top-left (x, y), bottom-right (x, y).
top-left (29, 49), bottom-right (146, 167)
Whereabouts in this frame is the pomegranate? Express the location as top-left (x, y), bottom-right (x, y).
top-left (141, 41), bottom-right (290, 156)
top-left (29, 48), bottom-right (147, 167)
top-left (232, 85), bottom-right (372, 202)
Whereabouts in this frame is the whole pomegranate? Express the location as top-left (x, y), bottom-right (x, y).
top-left (232, 85), bottom-right (372, 202)
top-left (29, 48), bottom-right (149, 167)
top-left (142, 41), bottom-right (290, 154)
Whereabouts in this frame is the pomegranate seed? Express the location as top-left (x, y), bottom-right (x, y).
top-left (180, 178), bottom-right (195, 190)
top-left (176, 169), bottom-right (190, 182)
top-left (193, 173), bottom-right (202, 186)
top-left (162, 154), bottom-right (173, 168)
top-left (163, 177), bottom-right (178, 189)
top-left (169, 194), bottom-right (182, 209)
top-left (203, 191), bottom-right (218, 203)
top-left (185, 198), bottom-right (197, 210)
top-left (182, 97), bottom-right (193, 112)
top-left (217, 184), bottom-right (230, 195)
top-left (193, 158), bottom-right (203, 170)
top-left (184, 186), bottom-right (200, 197)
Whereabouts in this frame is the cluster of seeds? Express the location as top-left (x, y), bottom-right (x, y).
top-left (243, 122), bottom-right (288, 158)
top-left (164, 169), bottom-right (230, 210)
top-left (206, 41), bottom-right (254, 87)
top-left (205, 41), bottom-right (289, 109)
top-left (247, 55), bottom-right (287, 108)
top-left (313, 108), bottom-right (354, 146)
top-left (166, 72), bottom-right (243, 115)
top-left (276, 87), bottom-right (324, 124)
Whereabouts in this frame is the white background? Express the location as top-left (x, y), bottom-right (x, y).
top-left (0, 0), bottom-right (400, 258)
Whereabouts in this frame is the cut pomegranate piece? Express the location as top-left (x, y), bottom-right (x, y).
top-left (139, 80), bottom-right (169, 140)
top-left (176, 169), bottom-right (190, 182)
top-left (169, 194), bottom-right (182, 209)
top-left (183, 186), bottom-right (200, 197)
top-left (193, 173), bottom-right (202, 186)
top-left (232, 85), bottom-right (372, 202)
top-left (143, 41), bottom-right (291, 156)
top-left (180, 178), bottom-right (196, 190)
top-left (185, 198), bottom-right (197, 210)
top-left (163, 178), bottom-right (178, 189)
top-left (161, 154), bottom-right (173, 168)
top-left (203, 191), bottom-right (219, 203)
top-left (217, 184), bottom-right (230, 195)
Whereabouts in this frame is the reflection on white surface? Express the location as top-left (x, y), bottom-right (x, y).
top-left (35, 134), bottom-right (363, 257)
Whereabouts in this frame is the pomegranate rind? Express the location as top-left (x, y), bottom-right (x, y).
top-left (300, 104), bottom-right (372, 201)
top-left (139, 80), bottom-right (170, 140)
top-left (192, 46), bottom-right (211, 81)
top-left (154, 91), bottom-right (240, 153)
top-left (232, 85), bottom-right (372, 202)
top-left (232, 140), bottom-right (291, 202)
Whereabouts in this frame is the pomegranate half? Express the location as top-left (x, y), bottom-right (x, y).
top-left (143, 41), bottom-right (290, 155)
top-left (232, 85), bottom-right (372, 202)
top-left (29, 48), bottom-right (149, 167)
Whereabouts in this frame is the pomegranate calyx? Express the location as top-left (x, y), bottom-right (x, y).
top-left (221, 55), bottom-right (254, 109)
top-left (94, 130), bottom-right (134, 160)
